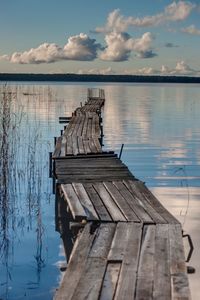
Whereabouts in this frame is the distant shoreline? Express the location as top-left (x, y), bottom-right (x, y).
top-left (0, 73), bottom-right (200, 83)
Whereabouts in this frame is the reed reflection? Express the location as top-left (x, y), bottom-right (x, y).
top-left (0, 85), bottom-right (54, 299)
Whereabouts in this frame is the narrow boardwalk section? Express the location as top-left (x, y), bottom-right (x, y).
top-left (53, 88), bottom-right (191, 300)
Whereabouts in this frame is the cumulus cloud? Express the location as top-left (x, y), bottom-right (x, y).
top-left (2, 33), bottom-right (102, 64)
top-left (160, 61), bottom-right (200, 76)
top-left (78, 67), bottom-right (114, 75)
top-left (95, 1), bottom-right (195, 33)
top-left (100, 32), bottom-right (156, 61)
top-left (181, 24), bottom-right (200, 35)
top-left (124, 61), bottom-right (200, 76)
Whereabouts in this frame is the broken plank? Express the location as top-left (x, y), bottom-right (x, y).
top-left (99, 263), bottom-right (121, 300)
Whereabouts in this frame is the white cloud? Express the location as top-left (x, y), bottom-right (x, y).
top-left (100, 32), bottom-right (156, 61)
top-left (181, 24), bottom-right (200, 35)
top-left (173, 60), bottom-right (194, 74)
top-left (95, 1), bottom-right (195, 33)
top-left (125, 61), bottom-right (200, 76)
top-left (2, 33), bottom-right (102, 64)
top-left (78, 67), bottom-right (114, 75)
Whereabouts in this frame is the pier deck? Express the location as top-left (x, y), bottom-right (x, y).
top-left (53, 88), bottom-right (191, 300)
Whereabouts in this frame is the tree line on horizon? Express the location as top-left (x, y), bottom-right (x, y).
top-left (0, 73), bottom-right (200, 83)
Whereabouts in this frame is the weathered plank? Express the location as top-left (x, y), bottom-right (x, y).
top-left (99, 263), bottom-right (121, 300)
top-left (153, 224), bottom-right (171, 300)
top-left (104, 182), bottom-right (140, 222)
top-left (84, 183), bottom-right (112, 221)
top-left (114, 223), bottom-right (142, 300)
top-left (113, 181), bottom-right (153, 223)
top-left (124, 180), bottom-right (167, 224)
top-left (108, 222), bottom-right (131, 261)
top-left (71, 224), bottom-right (116, 300)
top-left (71, 257), bottom-right (107, 300)
top-left (168, 224), bottom-right (191, 300)
top-left (89, 223), bottom-right (116, 259)
top-left (135, 225), bottom-right (156, 300)
top-left (93, 183), bottom-right (126, 221)
top-left (133, 180), bottom-right (179, 224)
top-left (72, 183), bottom-right (99, 221)
top-left (54, 223), bottom-right (95, 300)
top-left (61, 184), bottom-right (87, 221)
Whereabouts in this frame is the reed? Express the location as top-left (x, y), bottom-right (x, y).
top-left (0, 85), bottom-right (55, 294)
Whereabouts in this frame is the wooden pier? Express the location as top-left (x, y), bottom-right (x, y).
top-left (53, 88), bottom-right (191, 300)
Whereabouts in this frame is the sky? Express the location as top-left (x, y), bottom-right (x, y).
top-left (0, 0), bottom-right (200, 75)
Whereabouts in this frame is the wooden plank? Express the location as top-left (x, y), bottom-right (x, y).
top-left (103, 182), bottom-right (140, 222)
top-left (72, 183), bottom-right (99, 221)
top-left (61, 184), bottom-right (87, 221)
top-left (71, 257), bottom-right (107, 300)
top-left (93, 137), bottom-right (102, 153)
top-left (131, 180), bottom-right (179, 224)
top-left (82, 138), bottom-right (91, 154)
top-left (113, 181), bottom-right (153, 223)
top-left (87, 116), bottom-right (93, 138)
top-left (89, 223), bottom-right (116, 259)
top-left (108, 222), bottom-right (131, 261)
top-left (99, 263), bottom-right (121, 300)
top-left (66, 135), bottom-right (73, 155)
top-left (77, 136), bottom-right (85, 154)
top-left (60, 136), bottom-right (67, 157)
top-left (57, 175), bottom-right (133, 184)
top-left (135, 225), bottom-right (156, 300)
top-left (88, 137), bottom-right (98, 153)
top-left (82, 115), bottom-right (89, 137)
top-left (153, 224), bottom-right (171, 300)
top-left (72, 136), bottom-right (78, 155)
top-left (55, 223), bottom-right (95, 300)
top-left (83, 183), bottom-right (112, 221)
top-left (168, 224), bottom-right (191, 300)
top-left (71, 223), bottom-right (116, 300)
top-left (124, 180), bottom-right (167, 224)
top-left (93, 183), bottom-right (126, 221)
top-left (52, 136), bottom-right (62, 158)
top-left (114, 223), bottom-right (142, 300)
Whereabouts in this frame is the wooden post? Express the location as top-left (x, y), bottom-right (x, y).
top-left (119, 143), bottom-right (124, 160)
top-left (49, 152), bottom-right (52, 178)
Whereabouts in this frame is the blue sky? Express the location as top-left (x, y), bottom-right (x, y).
top-left (0, 0), bottom-right (200, 75)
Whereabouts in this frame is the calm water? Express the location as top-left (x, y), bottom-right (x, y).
top-left (0, 82), bottom-right (199, 299)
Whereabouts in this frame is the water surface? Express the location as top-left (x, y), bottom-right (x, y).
top-left (0, 82), bottom-right (199, 299)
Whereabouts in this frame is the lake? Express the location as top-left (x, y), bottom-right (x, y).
top-left (0, 82), bottom-right (199, 299)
